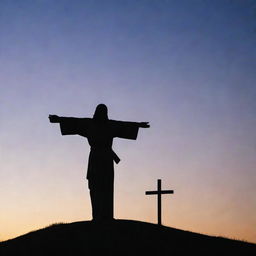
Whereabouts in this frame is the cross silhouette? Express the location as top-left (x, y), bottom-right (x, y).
top-left (145, 179), bottom-right (174, 225)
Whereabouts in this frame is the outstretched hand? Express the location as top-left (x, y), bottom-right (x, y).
top-left (139, 122), bottom-right (150, 128)
top-left (49, 115), bottom-right (60, 123)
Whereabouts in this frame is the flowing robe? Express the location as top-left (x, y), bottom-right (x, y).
top-left (58, 117), bottom-right (139, 220)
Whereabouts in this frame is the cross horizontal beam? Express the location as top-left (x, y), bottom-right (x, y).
top-left (145, 190), bottom-right (174, 195)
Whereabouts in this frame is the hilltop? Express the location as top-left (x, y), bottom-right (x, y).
top-left (0, 220), bottom-right (255, 256)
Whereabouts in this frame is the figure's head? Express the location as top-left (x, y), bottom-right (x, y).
top-left (93, 104), bottom-right (108, 122)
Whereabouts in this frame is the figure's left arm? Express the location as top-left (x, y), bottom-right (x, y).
top-left (111, 120), bottom-right (150, 140)
top-left (138, 122), bottom-right (150, 128)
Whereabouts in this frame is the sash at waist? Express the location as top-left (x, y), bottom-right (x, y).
top-left (90, 147), bottom-right (120, 164)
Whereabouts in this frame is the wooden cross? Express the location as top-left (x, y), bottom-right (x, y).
top-left (145, 179), bottom-right (174, 226)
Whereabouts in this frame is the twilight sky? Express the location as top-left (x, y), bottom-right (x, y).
top-left (1, 0), bottom-right (256, 243)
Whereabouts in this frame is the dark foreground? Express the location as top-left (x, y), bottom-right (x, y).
top-left (0, 220), bottom-right (255, 256)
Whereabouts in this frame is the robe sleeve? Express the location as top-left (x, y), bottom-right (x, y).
top-left (59, 117), bottom-right (90, 137)
top-left (111, 120), bottom-right (139, 140)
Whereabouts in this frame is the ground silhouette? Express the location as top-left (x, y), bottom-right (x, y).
top-left (1, 220), bottom-right (255, 256)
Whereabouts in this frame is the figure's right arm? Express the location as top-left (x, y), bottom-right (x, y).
top-left (48, 115), bottom-right (86, 123)
top-left (48, 115), bottom-right (90, 137)
top-left (49, 115), bottom-right (60, 123)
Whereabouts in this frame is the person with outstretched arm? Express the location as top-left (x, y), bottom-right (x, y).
top-left (49, 104), bottom-right (150, 221)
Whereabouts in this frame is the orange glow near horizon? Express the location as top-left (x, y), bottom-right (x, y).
top-left (1, 160), bottom-right (256, 243)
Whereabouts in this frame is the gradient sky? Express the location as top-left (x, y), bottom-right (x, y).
top-left (1, 0), bottom-right (256, 243)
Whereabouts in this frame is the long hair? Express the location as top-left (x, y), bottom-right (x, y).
top-left (93, 104), bottom-right (108, 122)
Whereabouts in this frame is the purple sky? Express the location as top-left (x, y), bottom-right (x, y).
top-left (1, 0), bottom-right (256, 242)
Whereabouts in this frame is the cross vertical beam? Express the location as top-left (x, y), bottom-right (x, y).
top-left (145, 179), bottom-right (174, 226)
top-left (157, 179), bottom-right (161, 226)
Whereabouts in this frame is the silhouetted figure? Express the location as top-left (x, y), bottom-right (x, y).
top-left (49, 104), bottom-right (150, 221)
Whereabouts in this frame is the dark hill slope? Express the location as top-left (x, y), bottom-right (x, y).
top-left (0, 220), bottom-right (255, 256)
